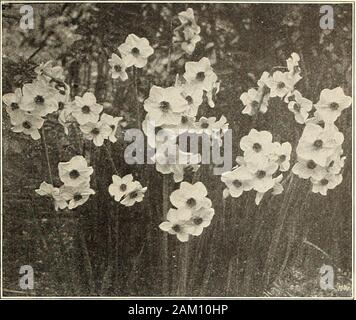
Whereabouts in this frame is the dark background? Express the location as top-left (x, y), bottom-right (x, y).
top-left (2, 2), bottom-right (353, 297)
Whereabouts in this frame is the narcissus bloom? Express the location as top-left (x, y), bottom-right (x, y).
top-left (11, 112), bottom-right (44, 140)
top-left (265, 71), bottom-right (294, 98)
top-left (188, 207), bottom-right (215, 236)
top-left (108, 53), bottom-right (128, 81)
top-left (255, 174), bottom-right (284, 205)
top-left (240, 129), bottom-right (273, 165)
top-left (80, 120), bottom-right (112, 146)
top-left (21, 79), bottom-right (59, 117)
top-left (72, 92), bottom-right (103, 125)
top-left (35, 60), bottom-right (65, 82)
top-left (170, 181), bottom-right (211, 211)
top-left (296, 123), bottom-right (344, 166)
top-left (118, 34), bottom-right (154, 68)
top-left (108, 174), bottom-right (134, 202)
top-left (326, 150), bottom-right (346, 175)
top-left (314, 87), bottom-right (351, 123)
top-left (159, 214), bottom-right (194, 242)
top-left (221, 166), bottom-right (253, 198)
top-left (61, 183), bottom-right (95, 209)
top-left (194, 115), bottom-right (228, 135)
top-left (100, 113), bottom-right (123, 143)
top-left (183, 57), bottom-right (218, 92)
top-left (292, 158), bottom-right (327, 180)
top-left (120, 181), bottom-right (147, 207)
top-left (144, 86), bottom-right (188, 126)
top-left (270, 142), bottom-right (292, 172)
top-left (311, 173), bottom-right (342, 196)
top-left (178, 8), bottom-right (200, 33)
top-left (2, 88), bottom-right (25, 118)
top-left (179, 85), bottom-right (204, 117)
top-left (248, 161), bottom-right (278, 193)
top-left (286, 53), bottom-right (301, 74)
top-left (58, 155), bottom-right (93, 187)
top-left (287, 90), bottom-right (313, 124)
top-left (35, 181), bottom-right (68, 211)
top-left (240, 87), bottom-right (269, 116)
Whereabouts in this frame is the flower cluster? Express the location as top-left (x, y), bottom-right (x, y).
top-left (159, 182), bottom-right (214, 242)
top-left (36, 155), bottom-right (95, 210)
top-left (173, 8), bottom-right (201, 55)
top-left (221, 129), bottom-right (291, 205)
top-left (143, 56), bottom-right (226, 182)
top-left (2, 61), bottom-right (66, 140)
top-left (240, 52), bottom-right (302, 116)
top-left (108, 174), bottom-right (147, 207)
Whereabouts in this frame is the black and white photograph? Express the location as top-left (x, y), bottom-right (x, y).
top-left (1, 1), bottom-right (354, 301)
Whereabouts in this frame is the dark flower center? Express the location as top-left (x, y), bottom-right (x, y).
top-left (81, 105), bottom-right (90, 114)
top-left (58, 102), bottom-right (65, 110)
top-left (232, 179), bottom-right (242, 188)
top-left (329, 102), bottom-right (339, 110)
top-left (201, 122), bottom-right (209, 129)
top-left (251, 100), bottom-right (259, 109)
top-left (69, 169), bottom-right (80, 179)
top-left (159, 101), bottom-right (170, 113)
top-left (10, 102), bottom-right (19, 110)
top-left (186, 198), bottom-right (196, 208)
top-left (256, 170), bottom-right (266, 179)
top-left (320, 178), bottom-right (329, 186)
top-left (277, 82), bottom-right (285, 89)
top-left (110, 125), bottom-right (115, 130)
top-left (59, 89), bottom-right (66, 95)
top-left (307, 160), bottom-right (317, 169)
top-left (34, 95), bottom-right (45, 104)
top-left (193, 217), bottom-right (203, 225)
top-left (114, 64), bottom-right (121, 72)
top-left (22, 121), bottom-right (32, 129)
top-left (196, 72), bottom-right (205, 81)
top-left (172, 224), bottom-right (181, 233)
top-left (313, 139), bottom-right (323, 149)
top-left (181, 116), bottom-right (188, 124)
top-left (91, 128), bottom-right (100, 135)
top-left (252, 143), bottom-right (262, 152)
top-left (185, 95), bottom-right (193, 104)
top-left (120, 184), bottom-right (127, 192)
top-left (131, 47), bottom-right (140, 56)
top-left (328, 160), bottom-right (335, 168)
top-left (129, 191), bottom-right (138, 199)
top-left (293, 103), bottom-right (301, 112)
top-left (279, 154), bottom-right (287, 162)
top-left (73, 193), bottom-right (83, 201)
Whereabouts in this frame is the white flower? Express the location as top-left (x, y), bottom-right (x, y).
top-left (118, 34), bottom-right (154, 68)
top-left (240, 87), bottom-right (269, 116)
top-left (60, 183), bottom-right (95, 209)
top-left (21, 79), bottom-right (59, 116)
top-left (206, 80), bottom-right (221, 108)
top-left (144, 86), bottom-right (188, 126)
top-left (72, 92), bottom-right (103, 125)
top-left (183, 57), bottom-right (218, 92)
top-left (108, 174), bottom-right (134, 202)
top-left (58, 155), bottom-right (93, 187)
top-left (221, 166), bottom-right (253, 198)
top-left (2, 88), bottom-right (25, 118)
top-left (179, 85), bottom-right (203, 117)
top-left (120, 181), bottom-right (147, 207)
top-left (100, 113), bottom-right (123, 143)
top-left (248, 161), bottom-right (278, 193)
top-left (108, 53), bottom-right (128, 81)
top-left (311, 173), bottom-right (342, 196)
top-left (255, 174), bottom-right (284, 205)
top-left (181, 34), bottom-right (201, 55)
top-left (159, 210), bottom-right (194, 242)
top-left (11, 112), bottom-right (44, 140)
top-left (170, 181), bottom-right (211, 211)
top-left (80, 120), bottom-right (112, 146)
top-left (326, 150), bottom-right (346, 175)
top-left (296, 123), bottom-right (344, 166)
top-left (240, 129), bottom-right (273, 166)
top-left (35, 181), bottom-right (68, 211)
top-left (314, 87), bottom-right (352, 123)
top-left (257, 71), bottom-right (271, 87)
top-left (292, 158), bottom-right (327, 180)
top-left (265, 71), bottom-right (294, 98)
top-left (35, 60), bottom-right (65, 81)
top-left (188, 207), bottom-right (215, 236)
top-left (194, 116), bottom-right (229, 140)
top-left (178, 8), bottom-right (200, 33)
top-left (287, 90), bottom-right (313, 124)
top-left (270, 142), bottom-right (292, 172)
